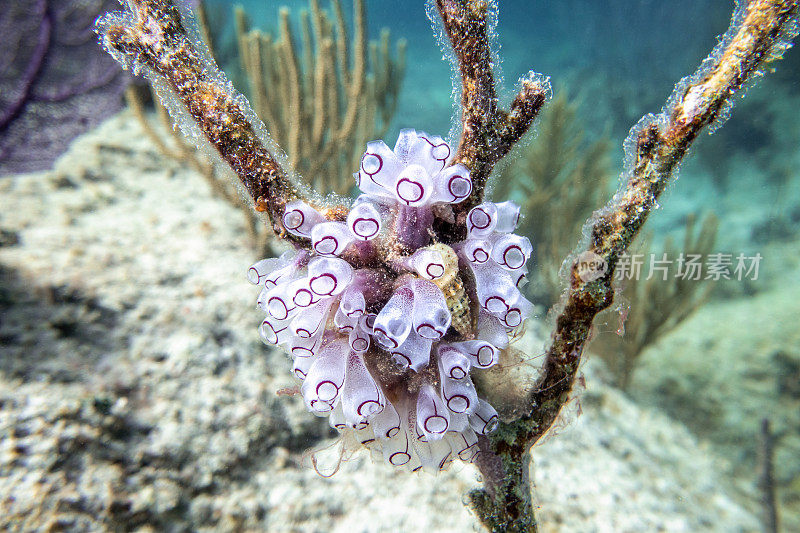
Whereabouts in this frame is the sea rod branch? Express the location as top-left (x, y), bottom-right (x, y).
top-left (469, 0), bottom-right (800, 531)
top-left (96, 0), bottom-right (322, 247)
top-left (433, 0), bottom-right (549, 216)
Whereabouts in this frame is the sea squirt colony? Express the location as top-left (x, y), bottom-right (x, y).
top-left (248, 129), bottom-right (533, 471)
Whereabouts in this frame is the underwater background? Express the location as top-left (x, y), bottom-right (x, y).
top-left (1, 0), bottom-right (799, 531)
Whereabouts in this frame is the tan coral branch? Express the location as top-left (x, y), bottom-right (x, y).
top-left (434, 0), bottom-right (549, 215)
top-left (100, 0), bottom-right (315, 246)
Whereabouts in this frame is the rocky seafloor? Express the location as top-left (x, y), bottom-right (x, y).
top-left (0, 113), bottom-right (792, 531)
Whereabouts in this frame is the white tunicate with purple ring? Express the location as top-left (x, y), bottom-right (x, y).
top-left (410, 278), bottom-right (451, 340)
top-left (371, 401), bottom-right (402, 440)
top-left (347, 201), bottom-right (382, 241)
top-left (282, 200), bottom-right (326, 238)
top-left (311, 221), bottom-right (356, 256)
top-left (358, 140), bottom-right (402, 198)
top-left (339, 286), bottom-right (366, 318)
top-left (259, 316), bottom-right (292, 346)
top-left (394, 164), bottom-right (434, 207)
top-left (301, 338), bottom-right (349, 413)
top-left (430, 164), bottom-right (472, 204)
top-left (348, 325), bottom-right (370, 353)
top-left (449, 339), bottom-right (499, 369)
top-left (416, 384), bottom-right (450, 440)
top-left (390, 329), bottom-right (433, 371)
top-left (468, 398), bottom-right (500, 435)
top-left (290, 299), bottom-right (332, 339)
top-left (307, 256), bottom-right (353, 297)
top-left (404, 248), bottom-right (446, 280)
top-left (461, 238), bottom-right (493, 264)
top-left (491, 233), bottom-right (533, 271)
top-left (373, 287), bottom-right (414, 349)
top-left (439, 369), bottom-right (478, 415)
top-left (247, 253), bottom-right (290, 285)
top-left (438, 345), bottom-right (472, 379)
top-left (467, 202), bottom-right (498, 238)
top-left (341, 352), bottom-right (385, 426)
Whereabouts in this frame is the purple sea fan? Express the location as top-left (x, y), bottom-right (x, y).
top-left (248, 129), bottom-right (534, 472)
top-left (0, 0), bottom-right (128, 174)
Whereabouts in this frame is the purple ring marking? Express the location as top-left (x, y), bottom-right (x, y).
top-left (386, 426), bottom-right (399, 438)
top-left (469, 208), bottom-right (491, 229)
top-left (424, 415), bottom-right (448, 434)
top-left (310, 399), bottom-right (333, 412)
top-left (505, 309), bottom-right (522, 327)
top-left (293, 288), bottom-right (314, 307)
top-left (447, 395), bottom-right (470, 413)
top-left (316, 380), bottom-right (339, 402)
top-left (292, 346), bottom-right (314, 358)
top-left (392, 353), bottom-right (411, 368)
top-left (283, 209), bottom-right (304, 230)
top-left (260, 322), bottom-right (279, 344)
top-left (416, 324), bottom-right (443, 339)
top-left (352, 337), bottom-right (368, 352)
top-left (421, 135), bottom-right (450, 171)
top-left (503, 245), bottom-right (525, 269)
top-left (267, 297), bottom-right (290, 320)
top-left (373, 328), bottom-right (399, 349)
top-left (484, 296), bottom-right (509, 315)
top-left (361, 152), bottom-right (383, 175)
top-left (396, 178), bottom-right (425, 204)
top-left (248, 267), bottom-right (262, 283)
top-left (426, 263), bottom-right (445, 278)
top-left (352, 217), bottom-right (379, 239)
top-left (448, 175), bottom-right (471, 198)
top-left (314, 236), bottom-right (339, 255)
top-left (389, 451), bottom-right (411, 466)
top-left (432, 143), bottom-right (450, 160)
top-left (309, 273), bottom-right (337, 296)
top-left (295, 325), bottom-right (316, 338)
top-left (476, 346), bottom-right (494, 367)
top-left (450, 367), bottom-right (467, 379)
top-left (357, 400), bottom-right (382, 417)
top-left (472, 249), bottom-right (489, 263)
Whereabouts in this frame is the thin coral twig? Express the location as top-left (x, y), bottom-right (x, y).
top-left (433, 0), bottom-right (549, 216)
top-left (467, 1), bottom-right (800, 531)
top-left (97, 0), bottom-right (320, 246)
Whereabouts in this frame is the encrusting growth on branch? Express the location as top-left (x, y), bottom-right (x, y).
top-left (99, 0), bottom-right (324, 246)
top-left (433, 0), bottom-right (550, 216)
